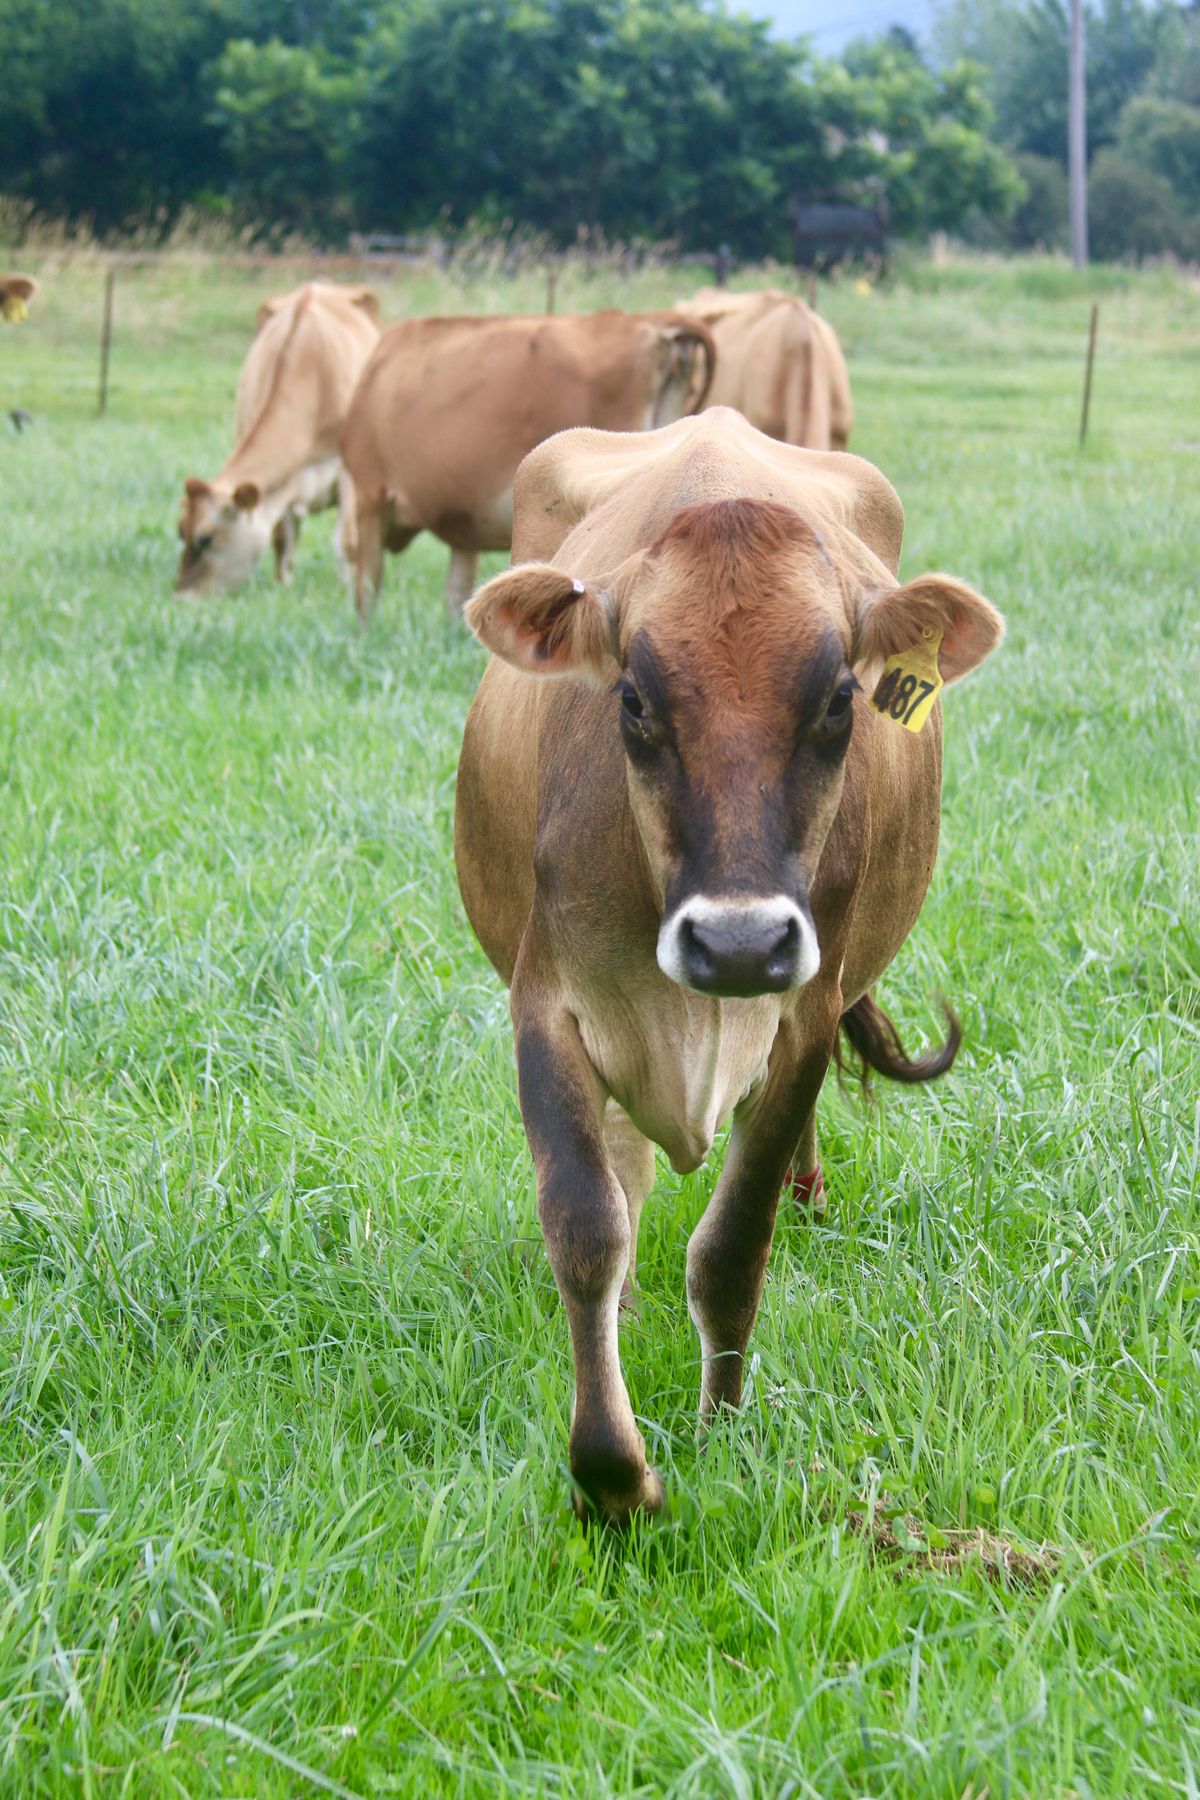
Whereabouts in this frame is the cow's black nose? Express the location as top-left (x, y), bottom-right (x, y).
top-left (679, 910), bottom-right (801, 997)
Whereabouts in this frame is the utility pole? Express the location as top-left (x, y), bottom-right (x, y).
top-left (1069, 0), bottom-right (1088, 268)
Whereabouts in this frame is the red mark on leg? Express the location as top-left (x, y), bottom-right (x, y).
top-left (787, 1164), bottom-right (825, 1209)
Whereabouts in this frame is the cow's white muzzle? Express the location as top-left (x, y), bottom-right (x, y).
top-left (656, 895), bottom-right (820, 997)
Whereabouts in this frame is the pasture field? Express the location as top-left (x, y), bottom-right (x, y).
top-left (2, 248), bottom-right (1199, 1798)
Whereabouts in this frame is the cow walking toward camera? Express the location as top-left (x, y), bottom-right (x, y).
top-left (455, 407), bottom-right (1002, 1524)
top-left (176, 282), bottom-right (380, 595)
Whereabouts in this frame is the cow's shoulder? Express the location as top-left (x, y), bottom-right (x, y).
top-left (511, 410), bottom-right (902, 573)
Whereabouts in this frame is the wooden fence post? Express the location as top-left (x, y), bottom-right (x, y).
top-left (1079, 302), bottom-right (1099, 447)
top-left (98, 267), bottom-right (116, 417)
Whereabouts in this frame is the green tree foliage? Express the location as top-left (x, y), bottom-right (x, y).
top-left (1118, 94), bottom-right (1200, 209)
top-left (933, 0), bottom-right (1165, 161)
top-left (211, 39), bottom-right (360, 237)
top-left (0, 0), bottom-right (1019, 252)
top-left (0, 0), bottom-right (230, 228)
top-left (1087, 148), bottom-right (1197, 259)
top-left (355, 0), bottom-right (829, 256)
top-left (837, 40), bottom-right (1021, 234)
top-left (1007, 152), bottom-right (1069, 249)
top-left (932, 0), bottom-right (1200, 260)
top-left (1149, 4), bottom-right (1200, 107)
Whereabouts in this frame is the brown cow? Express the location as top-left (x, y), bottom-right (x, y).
top-left (455, 407), bottom-right (1002, 1524)
top-left (339, 309), bottom-right (714, 625)
top-left (176, 282), bottom-right (380, 596)
top-left (1, 275), bottom-right (37, 322)
top-left (677, 287), bottom-right (853, 450)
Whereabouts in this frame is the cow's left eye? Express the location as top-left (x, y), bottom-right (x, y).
top-left (620, 683), bottom-right (646, 721)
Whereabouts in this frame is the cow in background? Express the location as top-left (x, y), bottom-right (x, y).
top-left (339, 309), bottom-right (715, 624)
top-left (678, 287), bottom-right (853, 451)
top-left (1, 275), bottom-right (37, 324)
top-left (176, 282), bottom-right (380, 596)
top-left (456, 407), bottom-right (1002, 1523)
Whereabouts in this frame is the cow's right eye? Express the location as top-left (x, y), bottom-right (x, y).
top-left (620, 683), bottom-right (645, 721)
top-left (825, 681), bottom-right (856, 723)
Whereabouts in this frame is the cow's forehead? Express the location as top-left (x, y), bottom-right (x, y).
top-left (625, 611), bottom-right (850, 730)
top-left (621, 497), bottom-right (850, 645)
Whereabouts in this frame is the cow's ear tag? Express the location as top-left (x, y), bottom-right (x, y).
top-left (870, 626), bottom-right (943, 733)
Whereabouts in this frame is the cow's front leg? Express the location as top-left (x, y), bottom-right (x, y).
top-left (445, 549), bottom-right (479, 620)
top-left (688, 1031), bottom-right (834, 1418)
top-left (272, 509), bottom-right (300, 583)
top-left (516, 1007), bottom-right (664, 1524)
top-left (603, 1100), bottom-right (656, 1308)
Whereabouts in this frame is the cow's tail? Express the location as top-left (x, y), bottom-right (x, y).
top-left (662, 315), bottom-right (717, 414)
top-left (836, 992), bottom-right (961, 1091)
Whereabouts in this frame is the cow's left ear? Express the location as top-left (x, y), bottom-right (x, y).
top-left (466, 562), bottom-right (616, 682)
top-left (232, 481), bottom-right (261, 512)
top-left (856, 573), bottom-right (1004, 683)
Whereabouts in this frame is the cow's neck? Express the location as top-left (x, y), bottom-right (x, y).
top-left (219, 399), bottom-right (330, 504)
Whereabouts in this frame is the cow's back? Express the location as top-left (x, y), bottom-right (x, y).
top-left (680, 289), bottom-right (852, 452)
top-left (341, 312), bottom-right (705, 548)
top-left (230, 283), bottom-right (379, 468)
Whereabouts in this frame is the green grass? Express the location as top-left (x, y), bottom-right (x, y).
top-left (1, 248), bottom-right (1198, 1798)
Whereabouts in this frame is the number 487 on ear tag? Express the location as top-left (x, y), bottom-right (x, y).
top-left (870, 627), bottom-right (943, 733)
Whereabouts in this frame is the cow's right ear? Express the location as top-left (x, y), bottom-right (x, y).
top-left (347, 286), bottom-right (381, 325)
top-left (184, 477), bottom-right (211, 500)
top-left (465, 563), bottom-right (615, 681)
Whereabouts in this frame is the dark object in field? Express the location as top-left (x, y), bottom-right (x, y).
top-left (455, 406), bottom-right (1004, 1526)
top-left (791, 196), bottom-right (888, 272)
top-left (1079, 302), bottom-right (1100, 447)
top-left (97, 267), bottom-right (115, 417)
top-left (841, 1492), bottom-right (1059, 1587)
top-left (9, 409), bottom-right (32, 433)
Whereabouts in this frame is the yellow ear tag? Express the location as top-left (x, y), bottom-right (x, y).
top-left (1, 296), bottom-right (29, 325)
top-left (870, 627), bottom-right (943, 733)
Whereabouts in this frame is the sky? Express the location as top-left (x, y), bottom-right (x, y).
top-left (751, 0), bottom-right (938, 52)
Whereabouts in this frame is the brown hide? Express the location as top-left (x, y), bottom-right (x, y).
top-left (454, 408), bottom-right (1002, 1524)
top-left (677, 287), bottom-right (854, 450)
top-left (1, 274), bottom-right (37, 308)
top-left (338, 309), bottom-right (715, 622)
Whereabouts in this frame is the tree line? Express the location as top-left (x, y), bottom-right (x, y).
top-left (935, 0), bottom-right (1200, 260)
top-left (1, 0), bottom-right (1196, 260)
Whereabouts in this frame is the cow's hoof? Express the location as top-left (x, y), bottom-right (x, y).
top-left (571, 1459), bottom-right (665, 1528)
top-left (786, 1163), bottom-right (825, 1217)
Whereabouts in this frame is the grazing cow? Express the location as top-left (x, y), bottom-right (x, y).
top-left (677, 287), bottom-right (853, 450)
top-left (339, 309), bottom-right (715, 624)
top-left (455, 407), bottom-right (1002, 1524)
top-left (176, 282), bottom-right (380, 595)
top-left (1, 275), bottom-right (37, 323)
